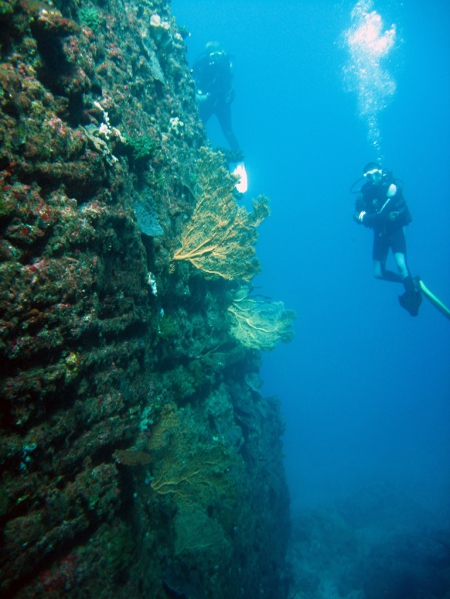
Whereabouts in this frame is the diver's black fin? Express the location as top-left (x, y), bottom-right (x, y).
top-left (398, 289), bottom-right (422, 317)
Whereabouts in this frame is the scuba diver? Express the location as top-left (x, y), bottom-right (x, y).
top-left (353, 162), bottom-right (422, 316)
top-left (192, 41), bottom-right (248, 194)
top-left (192, 41), bottom-right (240, 152)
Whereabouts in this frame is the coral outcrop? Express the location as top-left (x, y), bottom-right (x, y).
top-left (228, 286), bottom-right (296, 351)
top-left (172, 147), bottom-right (270, 281)
top-left (0, 1), bottom-right (291, 598)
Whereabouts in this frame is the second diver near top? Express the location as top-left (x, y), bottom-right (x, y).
top-left (353, 162), bottom-right (422, 316)
top-left (192, 41), bottom-right (240, 152)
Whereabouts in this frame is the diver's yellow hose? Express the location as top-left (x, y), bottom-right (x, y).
top-left (419, 280), bottom-right (450, 320)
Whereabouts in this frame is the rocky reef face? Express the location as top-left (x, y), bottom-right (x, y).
top-left (0, 1), bottom-right (291, 597)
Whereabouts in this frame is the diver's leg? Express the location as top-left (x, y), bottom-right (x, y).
top-left (393, 251), bottom-right (411, 285)
top-left (392, 228), bottom-right (422, 315)
top-left (392, 228), bottom-right (413, 287)
top-left (198, 97), bottom-right (215, 125)
top-left (216, 102), bottom-right (240, 151)
top-left (373, 232), bottom-right (403, 282)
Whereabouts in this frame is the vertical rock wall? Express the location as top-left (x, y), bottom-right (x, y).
top-left (0, 1), bottom-right (291, 597)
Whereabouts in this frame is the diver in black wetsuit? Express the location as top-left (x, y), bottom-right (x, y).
top-left (353, 162), bottom-right (422, 316)
top-left (192, 42), bottom-right (240, 152)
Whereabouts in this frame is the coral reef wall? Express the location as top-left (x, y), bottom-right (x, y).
top-left (0, 1), bottom-right (291, 598)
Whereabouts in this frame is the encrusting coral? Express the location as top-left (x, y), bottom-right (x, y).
top-left (172, 147), bottom-right (270, 281)
top-left (228, 286), bottom-right (296, 351)
top-left (0, 0), bottom-right (291, 596)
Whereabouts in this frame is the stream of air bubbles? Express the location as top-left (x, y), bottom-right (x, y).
top-left (343, 0), bottom-right (397, 162)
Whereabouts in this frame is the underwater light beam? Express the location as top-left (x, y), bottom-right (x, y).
top-left (343, 0), bottom-right (397, 161)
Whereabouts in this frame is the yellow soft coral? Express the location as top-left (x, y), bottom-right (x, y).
top-left (148, 403), bottom-right (242, 508)
top-left (172, 147), bottom-right (270, 281)
top-left (228, 286), bottom-right (296, 351)
top-left (147, 403), bottom-right (242, 558)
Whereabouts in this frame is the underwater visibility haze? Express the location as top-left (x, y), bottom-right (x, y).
top-left (0, 0), bottom-right (449, 597)
top-left (173, 0), bottom-right (450, 508)
top-left (173, 0), bottom-right (450, 595)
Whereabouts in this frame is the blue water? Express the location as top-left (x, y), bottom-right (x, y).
top-left (172, 0), bottom-right (450, 517)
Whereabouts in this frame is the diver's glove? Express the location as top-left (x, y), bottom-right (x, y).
top-left (355, 211), bottom-right (366, 224)
top-left (195, 90), bottom-right (209, 103)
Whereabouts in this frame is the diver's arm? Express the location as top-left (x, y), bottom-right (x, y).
top-left (387, 183), bottom-right (397, 197)
top-left (359, 198), bottom-right (393, 226)
top-left (353, 194), bottom-right (366, 224)
top-left (355, 184), bottom-right (399, 226)
top-left (358, 211), bottom-right (385, 226)
top-left (191, 54), bottom-right (209, 92)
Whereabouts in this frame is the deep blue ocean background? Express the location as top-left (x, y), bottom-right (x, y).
top-left (172, 0), bottom-right (450, 520)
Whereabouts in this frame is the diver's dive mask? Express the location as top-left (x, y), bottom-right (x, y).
top-left (364, 168), bottom-right (382, 182)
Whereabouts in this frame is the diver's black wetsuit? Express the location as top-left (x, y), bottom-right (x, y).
top-left (192, 50), bottom-right (240, 151)
top-left (354, 175), bottom-right (411, 269)
top-left (354, 173), bottom-right (421, 315)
